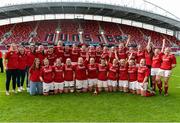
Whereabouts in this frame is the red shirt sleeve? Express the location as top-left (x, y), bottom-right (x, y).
top-left (172, 55), bottom-right (176, 64)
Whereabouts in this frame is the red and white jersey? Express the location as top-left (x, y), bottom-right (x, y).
top-left (119, 65), bottom-right (128, 80)
top-left (71, 49), bottom-right (80, 62)
top-left (160, 54), bottom-right (176, 70)
top-left (152, 53), bottom-right (163, 68)
top-left (97, 64), bottom-right (108, 81)
top-left (74, 64), bottom-right (87, 80)
top-left (53, 65), bottom-right (64, 83)
top-left (108, 64), bottom-right (118, 80)
top-left (64, 64), bottom-right (74, 81)
top-left (136, 50), bottom-right (145, 64)
top-left (40, 66), bottom-right (54, 83)
top-left (118, 48), bottom-right (127, 60)
top-left (87, 64), bottom-right (98, 79)
top-left (128, 65), bottom-right (137, 82)
top-left (137, 66), bottom-right (150, 83)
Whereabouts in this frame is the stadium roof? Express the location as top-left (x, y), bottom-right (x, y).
top-left (0, 0), bottom-right (180, 31)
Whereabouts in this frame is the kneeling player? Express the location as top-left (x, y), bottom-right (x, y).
top-left (108, 59), bottom-right (118, 92)
top-left (53, 58), bottom-right (64, 94)
top-left (40, 58), bottom-right (54, 96)
top-left (137, 59), bottom-right (150, 96)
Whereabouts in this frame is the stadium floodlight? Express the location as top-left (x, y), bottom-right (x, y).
top-left (99, 29), bottom-right (105, 35)
top-left (56, 27), bottom-right (61, 34)
top-left (78, 28), bottom-right (83, 34)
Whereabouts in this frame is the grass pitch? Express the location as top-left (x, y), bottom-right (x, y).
top-left (0, 57), bottom-right (180, 122)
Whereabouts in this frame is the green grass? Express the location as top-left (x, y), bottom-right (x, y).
top-left (0, 57), bottom-right (180, 122)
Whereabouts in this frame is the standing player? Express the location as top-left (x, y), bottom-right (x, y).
top-left (156, 46), bottom-right (176, 96)
top-left (74, 57), bottom-right (88, 93)
top-left (101, 46), bottom-right (109, 61)
top-left (80, 44), bottom-right (87, 60)
top-left (95, 46), bottom-right (102, 63)
top-left (29, 58), bottom-right (42, 95)
top-left (64, 45), bottom-right (71, 63)
top-left (136, 45), bottom-right (145, 66)
top-left (137, 59), bottom-right (150, 96)
top-left (71, 44), bottom-right (79, 63)
top-left (87, 57), bottom-right (98, 92)
top-left (55, 41), bottom-right (64, 63)
top-left (128, 59), bottom-right (137, 94)
top-left (17, 46), bottom-right (27, 92)
top-left (107, 59), bottom-right (119, 92)
top-left (0, 50), bottom-right (4, 73)
top-left (88, 46), bottom-right (96, 60)
top-left (40, 58), bottom-right (54, 96)
top-left (118, 59), bottom-right (128, 92)
top-left (64, 58), bottom-right (75, 93)
top-left (4, 43), bottom-right (18, 95)
top-left (36, 45), bottom-right (46, 65)
top-left (97, 58), bottom-right (108, 92)
top-left (109, 47), bottom-right (116, 63)
top-left (46, 46), bottom-right (57, 65)
top-left (53, 58), bottom-right (64, 94)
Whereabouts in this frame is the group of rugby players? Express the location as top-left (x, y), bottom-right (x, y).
top-left (3, 35), bottom-right (176, 96)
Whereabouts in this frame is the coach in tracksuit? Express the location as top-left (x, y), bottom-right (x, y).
top-left (4, 43), bottom-right (18, 95)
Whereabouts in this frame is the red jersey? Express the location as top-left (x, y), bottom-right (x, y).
top-left (53, 65), bottom-right (64, 82)
top-left (80, 50), bottom-right (87, 60)
top-left (40, 66), bottom-right (53, 83)
top-left (127, 51), bottom-right (137, 60)
top-left (55, 46), bottom-right (64, 62)
top-left (26, 51), bottom-right (36, 67)
top-left (64, 50), bottom-right (71, 63)
top-left (46, 51), bottom-right (57, 65)
top-left (0, 51), bottom-right (2, 58)
top-left (74, 64), bottom-right (87, 80)
top-left (17, 53), bottom-right (27, 70)
top-left (119, 65), bottom-right (128, 80)
top-left (64, 64), bottom-right (74, 81)
top-left (36, 51), bottom-right (46, 65)
top-left (87, 64), bottom-right (98, 79)
top-left (160, 54), bottom-right (176, 70)
top-left (5, 51), bottom-right (18, 69)
top-left (137, 50), bottom-right (145, 64)
top-left (29, 67), bottom-right (41, 82)
top-left (109, 52), bottom-right (116, 63)
top-left (71, 49), bottom-right (79, 62)
top-left (108, 64), bottom-right (118, 80)
top-left (145, 50), bottom-right (152, 66)
top-left (98, 64), bottom-right (108, 81)
top-left (128, 66), bottom-right (137, 82)
top-left (152, 53), bottom-right (163, 68)
top-left (101, 52), bottom-right (109, 61)
top-left (95, 51), bottom-right (102, 63)
top-left (118, 48), bottom-right (127, 59)
top-left (88, 51), bottom-right (96, 59)
top-left (137, 66), bottom-right (150, 83)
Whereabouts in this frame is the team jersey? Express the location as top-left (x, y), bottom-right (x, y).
top-left (55, 46), bottom-right (64, 62)
top-left (40, 65), bottom-right (53, 83)
top-left (87, 64), bottom-right (98, 79)
top-left (97, 64), bottom-right (108, 81)
top-left (108, 64), bottom-right (118, 80)
top-left (101, 52), bottom-right (109, 61)
top-left (127, 51), bottom-right (137, 60)
top-left (4, 51), bottom-right (18, 69)
top-left (118, 48), bottom-right (127, 59)
top-left (71, 49), bottom-right (79, 62)
top-left (109, 52), bottom-right (116, 63)
top-left (36, 51), bottom-right (46, 65)
top-left (26, 51), bottom-right (36, 67)
top-left (74, 64), bottom-right (87, 80)
top-left (160, 54), bottom-right (176, 70)
top-left (29, 67), bottom-right (41, 82)
top-left (46, 51), bottom-right (57, 65)
top-left (152, 53), bottom-right (163, 68)
top-left (53, 65), bottom-right (64, 82)
top-left (80, 50), bottom-right (87, 60)
top-left (119, 65), bottom-right (128, 80)
top-left (128, 65), bottom-right (137, 82)
top-left (88, 51), bottom-right (96, 59)
top-left (64, 64), bottom-right (74, 81)
top-left (136, 50), bottom-right (145, 64)
top-left (145, 50), bottom-right (153, 66)
top-left (64, 50), bottom-right (71, 63)
top-left (137, 66), bottom-right (150, 83)
top-left (95, 51), bottom-right (102, 63)
top-left (17, 53), bottom-right (27, 70)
